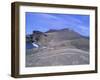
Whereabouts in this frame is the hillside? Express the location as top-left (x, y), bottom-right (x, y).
top-left (26, 29), bottom-right (89, 67)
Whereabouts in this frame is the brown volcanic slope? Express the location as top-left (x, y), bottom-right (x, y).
top-left (26, 29), bottom-right (89, 67)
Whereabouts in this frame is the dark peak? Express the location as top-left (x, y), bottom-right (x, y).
top-left (46, 29), bottom-right (58, 33)
top-left (60, 28), bottom-right (72, 31)
top-left (33, 30), bottom-right (43, 34)
top-left (81, 35), bottom-right (89, 40)
top-left (26, 34), bottom-right (32, 38)
top-left (33, 30), bottom-right (47, 36)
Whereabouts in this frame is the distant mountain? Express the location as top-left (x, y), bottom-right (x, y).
top-left (46, 29), bottom-right (59, 33)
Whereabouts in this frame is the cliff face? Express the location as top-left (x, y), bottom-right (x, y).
top-left (26, 29), bottom-right (89, 67)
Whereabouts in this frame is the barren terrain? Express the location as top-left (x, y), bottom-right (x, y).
top-left (26, 29), bottom-right (89, 67)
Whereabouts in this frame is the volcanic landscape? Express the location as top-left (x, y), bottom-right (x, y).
top-left (26, 28), bottom-right (89, 67)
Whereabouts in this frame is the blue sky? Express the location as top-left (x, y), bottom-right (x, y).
top-left (26, 12), bottom-right (90, 37)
